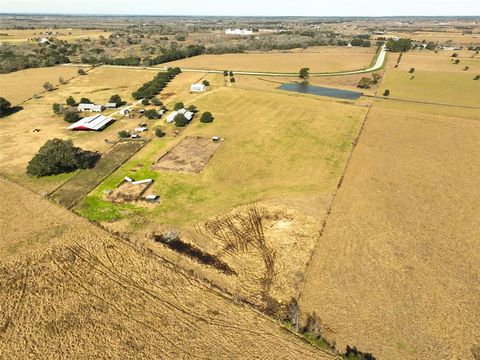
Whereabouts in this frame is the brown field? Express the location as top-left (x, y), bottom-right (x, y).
top-left (0, 177), bottom-right (335, 359)
top-left (299, 106), bottom-right (480, 359)
top-left (0, 66), bottom-right (160, 194)
top-left (154, 136), bottom-right (222, 173)
top-left (163, 49), bottom-right (375, 73)
top-left (0, 28), bottom-right (110, 43)
top-left (0, 65), bottom-right (85, 105)
top-left (383, 31), bottom-right (480, 44)
top-left (393, 50), bottom-right (480, 73)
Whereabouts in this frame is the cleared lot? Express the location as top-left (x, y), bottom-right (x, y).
top-left (300, 106), bottom-right (480, 360)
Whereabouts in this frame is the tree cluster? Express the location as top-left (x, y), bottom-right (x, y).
top-left (385, 38), bottom-right (412, 52)
top-left (27, 138), bottom-right (100, 177)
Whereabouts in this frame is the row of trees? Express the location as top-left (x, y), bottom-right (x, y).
top-left (386, 38), bottom-right (412, 52)
top-left (132, 67), bottom-right (181, 100)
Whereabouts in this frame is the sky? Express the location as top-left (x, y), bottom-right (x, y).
top-left (0, 0), bottom-right (479, 17)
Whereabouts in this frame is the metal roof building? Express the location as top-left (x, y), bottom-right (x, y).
top-left (166, 109), bottom-right (195, 123)
top-left (67, 114), bottom-right (114, 131)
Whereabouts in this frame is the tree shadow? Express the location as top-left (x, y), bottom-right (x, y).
top-left (0, 106), bottom-right (23, 118)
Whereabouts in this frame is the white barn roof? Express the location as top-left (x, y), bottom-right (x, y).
top-left (167, 109), bottom-right (194, 123)
top-left (190, 83), bottom-right (206, 92)
top-left (67, 114), bottom-right (114, 131)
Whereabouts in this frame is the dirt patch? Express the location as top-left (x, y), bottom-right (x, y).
top-left (153, 136), bottom-right (221, 173)
top-left (107, 180), bottom-right (152, 203)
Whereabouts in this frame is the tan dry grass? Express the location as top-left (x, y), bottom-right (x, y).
top-left (0, 28), bottom-right (109, 43)
top-left (0, 177), bottom-right (335, 359)
top-left (163, 50), bottom-right (374, 73)
top-left (0, 65), bottom-right (84, 105)
top-left (299, 106), bottom-right (480, 360)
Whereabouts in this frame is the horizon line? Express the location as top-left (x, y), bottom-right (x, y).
top-left (1, 12), bottom-right (479, 18)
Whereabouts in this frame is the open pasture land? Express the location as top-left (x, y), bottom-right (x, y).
top-left (391, 50), bottom-right (480, 73)
top-left (0, 178), bottom-right (334, 360)
top-left (379, 69), bottom-right (480, 108)
top-left (383, 30), bottom-right (480, 44)
top-left (0, 66), bottom-right (160, 194)
top-left (0, 28), bottom-right (110, 43)
top-left (0, 65), bottom-right (85, 105)
top-left (163, 48), bottom-right (375, 73)
top-left (299, 106), bottom-right (480, 360)
top-left (79, 86), bottom-right (367, 308)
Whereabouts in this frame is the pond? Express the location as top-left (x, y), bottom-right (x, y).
top-left (277, 83), bottom-right (363, 100)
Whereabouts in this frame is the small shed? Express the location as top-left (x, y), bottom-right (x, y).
top-left (190, 83), bottom-right (206, 92)
top-left (119, 108), bottom-right (130, 116)
top-left (105, 103), bottom-right (118, 109)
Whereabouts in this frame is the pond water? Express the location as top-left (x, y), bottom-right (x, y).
top-left (278, 83), bottom-right (363, 100)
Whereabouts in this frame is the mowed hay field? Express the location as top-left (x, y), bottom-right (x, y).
top-left (78, 86), bottom-right (366, 309)
top-left (393, 50), bottom-right (480, 73)
top-left (379, 53), bottom-right (480, 109)
top-left (0, 65), bottom-right (85, 105)
top-left (299, 106), bottom-right (480, 359)
top-left (83, 87), bottom-right (367, 226)
top-left (0, 178), bottom-right (335, 359)
top-left (0, 66), bottom-right (158, 194)
top-left (163, 48), bottom-right (375, 73)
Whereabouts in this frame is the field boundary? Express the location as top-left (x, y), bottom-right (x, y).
top-left (295, 71), bottom-right (385, 303)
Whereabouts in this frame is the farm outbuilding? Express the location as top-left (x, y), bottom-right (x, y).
top-left (78, 103), bottom-right (105, 112)
top-left (190, 83), bottom-right (206, 92)
top-left (105, 103), bottom-right (118, 108)
top-left (166, 109), bottom-right (195, 123)
top-left (67, 114), bottom-right (114, 131)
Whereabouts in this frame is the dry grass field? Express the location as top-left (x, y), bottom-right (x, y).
top-left (0, 65), bottom-right (85, 105)
top-left (0, 66), bottom-right (160, 194)
top-left (78, 84), bottom-right (367, 309)
top-left (163, 48), bottom-right (375, 73)
top-left (383, 31), bottom-right (480, 44)
top-left (0, 178), bottom-right (336, 359)
top-left (0, 28), bottom-right (109, 43)
top-left (393, 50), bottom-right (480, 73)
top-left (379, 69), bottom-right (480, 108)
top-left (299, 106), bottom-right (480, 359)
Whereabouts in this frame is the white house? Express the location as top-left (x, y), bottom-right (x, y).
top-left (190, 83), bottom-right (206, 92)
top-left (225, 29), bottom-right (253, 36)
top-left (67, 114), bottom-right (114, 131)
top-left (77, 103), bottom-right (104, 112)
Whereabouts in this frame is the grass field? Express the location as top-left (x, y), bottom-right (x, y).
top-left (379, 70), bottom-right (480, 108)
top-left (299, 104), bottom-right (480, 360)
top-left (0, 178), bottom-right (335, 359)
top-left (0, 65), bottom-right (85, 105)
top-left (75, 84), bottom-right (366, 310)
top-left (394, 50), bottom-right (480, 73)
top-left (0, 28), bottom-right (109, 43)
top-left (163, 48), bottom-right (375, 73)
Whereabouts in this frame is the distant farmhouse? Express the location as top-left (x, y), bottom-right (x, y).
top-left (67, 114), bottom-right (114, 131)
top-left (190, 83), bottom-right (206, 92)
top-left (77, 103), bottom-right (105, 112)
top-left (225, 29), bottom-right (253, 36)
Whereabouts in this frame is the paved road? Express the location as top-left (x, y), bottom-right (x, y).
top-left (62, 45), bottom-right (387, 77)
